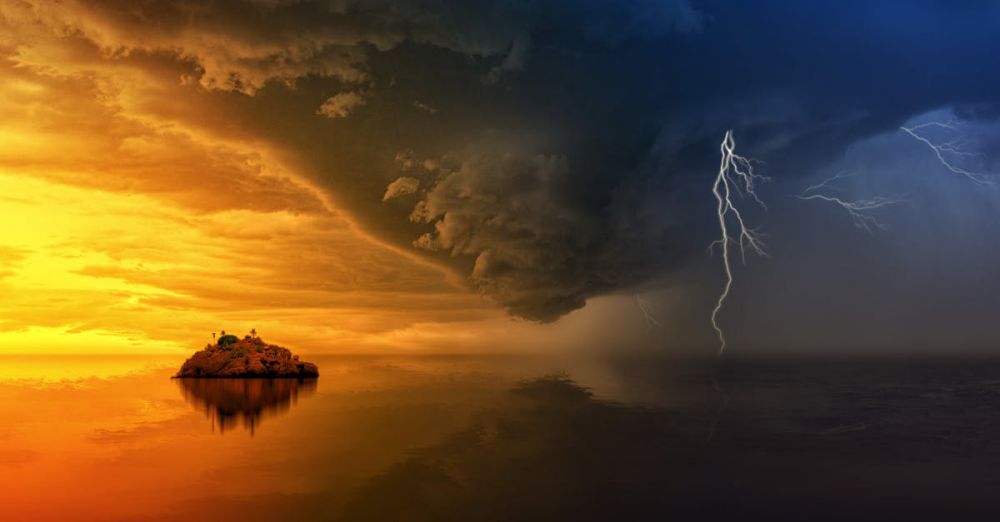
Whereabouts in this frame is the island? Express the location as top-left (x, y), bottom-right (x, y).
top-left (174, 331), bottom-right (319, 378)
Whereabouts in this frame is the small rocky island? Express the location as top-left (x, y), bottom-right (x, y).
top-left (175, 331), bottom-right (319, 378)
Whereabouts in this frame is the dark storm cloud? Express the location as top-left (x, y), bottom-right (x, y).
top-left (348, 0), bottom-right (1000, 321)
top-left (13, 0), bottom-right (1000, 322)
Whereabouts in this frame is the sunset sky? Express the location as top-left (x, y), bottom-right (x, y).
top-left (0, 0), bottom-right (500, 354)
top-left (0, 0), bottom-right (663, 355)
top-left (4, 1), bottom-right (1000, 356)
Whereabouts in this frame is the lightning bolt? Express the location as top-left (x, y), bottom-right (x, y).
top-left (709, 130), bottom-right (769, 356)
top-left (798, 171), bottom-right (904, 234)
top-left (634, 294), bottom-right (660, 329)
top-left (901, 121), bottom-right (995, 185)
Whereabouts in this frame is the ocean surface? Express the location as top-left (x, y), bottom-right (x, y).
top-left (3, 354), bottom-right (1000, 521)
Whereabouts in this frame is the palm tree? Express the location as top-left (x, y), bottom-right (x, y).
top-left (250, 328), bottom-right (257, 339)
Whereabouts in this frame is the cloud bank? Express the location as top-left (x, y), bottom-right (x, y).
top-left (5, 0), bottom-right (1000, 331)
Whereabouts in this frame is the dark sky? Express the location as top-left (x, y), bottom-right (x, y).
top-left (287, 0), bottom-right (1000, 352)
top-left (7, 0), bottom-right (1000, 352)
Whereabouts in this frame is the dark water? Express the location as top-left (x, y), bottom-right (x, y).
top-left (4, 355), bottom-right (1000, 521)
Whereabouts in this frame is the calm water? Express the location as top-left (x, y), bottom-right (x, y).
top-left (4, 355), bottom-right (1000, 521)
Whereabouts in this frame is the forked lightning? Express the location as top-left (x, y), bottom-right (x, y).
top-left (709, 130), bottom-right (769, 355)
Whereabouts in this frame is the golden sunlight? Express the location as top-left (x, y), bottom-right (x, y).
top-left (0, 169), bottom-right (500, 355)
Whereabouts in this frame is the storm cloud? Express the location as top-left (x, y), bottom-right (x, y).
top-left (6, 0), bottom-right (1000, 326)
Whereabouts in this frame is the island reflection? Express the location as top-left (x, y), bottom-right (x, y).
top-left (176, 378), bottom-right (317, 435)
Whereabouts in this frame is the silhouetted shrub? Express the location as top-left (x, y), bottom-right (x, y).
top-left (218, 334), bottom-right (239, 347)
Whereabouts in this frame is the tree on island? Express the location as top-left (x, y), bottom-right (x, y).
top-left (217, 329), bottom-right (239, 347)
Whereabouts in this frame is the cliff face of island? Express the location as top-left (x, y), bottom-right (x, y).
top-left (175, 336), bottom-right (319, 378)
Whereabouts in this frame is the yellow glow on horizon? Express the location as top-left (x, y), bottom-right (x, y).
top-left (0, 352), bottom-right (178, 383)
top-left (0, 22), bottom-right (518, 357)
top-left (0, 327), bottom-right (186, 356)
top-left (0, 165), bottom-right (504, 355)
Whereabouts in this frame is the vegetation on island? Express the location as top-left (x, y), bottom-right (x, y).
top-left (174, 329), bottom-right (318, 378)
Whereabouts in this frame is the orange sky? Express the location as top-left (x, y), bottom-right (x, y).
top-left (0, 165), bottom-right (504, 354)
top-left (0, 2), bottom-right (498, 354)
top-left (0, 0), bottom-right (676, 356)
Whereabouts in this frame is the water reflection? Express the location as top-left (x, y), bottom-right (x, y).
top-left (338, 375), bottom-right (693, 521)
top-left (12, 356), bottom-right (1000, 521)
top-left (176, 378), bottom-right (317, 434)
top-left (336, 362), bottom-right (1000, 522)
